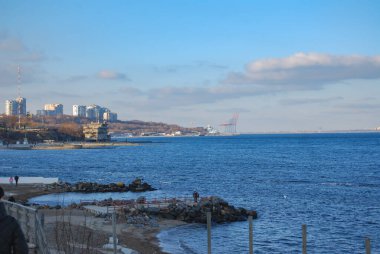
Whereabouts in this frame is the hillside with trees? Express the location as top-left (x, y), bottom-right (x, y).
top-left (0, 115), bottom-right (206, 144)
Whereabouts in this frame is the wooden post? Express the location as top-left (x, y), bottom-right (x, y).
top-left (249, 215), bottom-right (253, 254)
top-left (302, 224), bottom-right (307, 254)
top-left (112, 211), bottom-right (117, 254)
top-left (365, 238), bottom-right (371, 254)
top-left (207, 211), bottom-right (211, 254)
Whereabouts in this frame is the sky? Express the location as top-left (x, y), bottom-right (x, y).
top-left (1, 0), bottom-right (380, 132)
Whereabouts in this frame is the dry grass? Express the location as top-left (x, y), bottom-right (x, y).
top-left (47, 210), bottom-right (108, 254)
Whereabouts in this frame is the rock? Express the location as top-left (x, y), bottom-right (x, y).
top-left (145, 207), bottom-right (160, 215)
top-left (147, 196), bottom-right (257, 224)
top-left (136, 196), bottom-right (146, 204)
top-left (128, 178), bottom-right (156, 192)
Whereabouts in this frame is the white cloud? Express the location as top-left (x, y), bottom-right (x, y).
top-left (90, 53), bottom-right (380, 112)
top-left (225, 52), bottom-right (380, 88)
top-left (280, 96), bottom-right (344, 106)
top-left (97, 70), bottom-right (129, 80)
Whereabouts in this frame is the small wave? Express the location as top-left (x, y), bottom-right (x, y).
top-left (321, 182), bottom-right (380, 188)
top-left (179, 240), bottom-right (198, 254)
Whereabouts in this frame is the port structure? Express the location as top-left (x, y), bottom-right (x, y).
top-left (220, 113), bottom-right (239, 134)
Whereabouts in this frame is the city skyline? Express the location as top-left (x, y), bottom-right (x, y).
top-left (4, 96), bottom-right (118, 122)
top-left (1, 1), bottom-right (380, 132)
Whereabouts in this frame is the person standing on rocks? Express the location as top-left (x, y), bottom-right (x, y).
top-left (14, 176), bottom-right (19, 187)
top-left (9, 176), bottom-right (14, 185)
top-left (0, 186), bottom-right (29, 254)
top-left (193, 191), bottom-right (199, 203)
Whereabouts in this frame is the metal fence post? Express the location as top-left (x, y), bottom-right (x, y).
top-left (249, 215), bottom-right (253, 254)
top-left (302, 224), bottom-right (307, 254)
top-left (365, 238), bottom-right (371, 254)
top-left (112, 211), bottom-right (117, 254)
top-left (40, 213), bottom-right (45, 229)
top-left (207, 211), bottom-right (211, 254)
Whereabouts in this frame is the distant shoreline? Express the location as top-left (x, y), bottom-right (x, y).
top-left (240, 129), bottom-right (380, 135)
top-left (0, 142), bottom-right (137, 151)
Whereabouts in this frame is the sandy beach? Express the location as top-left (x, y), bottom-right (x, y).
top-left (1, 183), bottom-right (185, 254)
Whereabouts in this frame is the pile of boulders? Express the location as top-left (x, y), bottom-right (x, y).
top-left (69, 182), bottom-right (128, 193)
top-left (45, 178), bottom-right (156, 193)
top-left (122, 206), bottom-right (159, 227)
top-left (139, 196), bottom-right (257, 224)
top-left (128, 178), bottom-right (155, 192)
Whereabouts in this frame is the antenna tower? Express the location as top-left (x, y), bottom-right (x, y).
top-left (17, 65), bottom-right (22, 129)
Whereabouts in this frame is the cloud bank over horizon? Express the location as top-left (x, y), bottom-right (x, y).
top-left (112, 53), bottom-right (380, 110)
top-left (225, 53), bottom-right (380, 88)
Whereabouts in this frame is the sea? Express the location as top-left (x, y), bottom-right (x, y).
top-left (1, 133), bottom-right (379, 253)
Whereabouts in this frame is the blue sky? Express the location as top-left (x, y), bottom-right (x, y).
top-left (1, 0), bottom-right (380, 132)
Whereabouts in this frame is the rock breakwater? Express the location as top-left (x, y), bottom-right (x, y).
top-left (152, 196), bottom-right (257, 223)
top-left (79, 196), bottom-right (257, 224)
top-left (46, 178), bottom-right (156, 193)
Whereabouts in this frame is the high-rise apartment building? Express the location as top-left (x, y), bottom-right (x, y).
top-left (72, 105), bottom-right (86, 117)
top-left (44, 104), bottom-right (63, 115)
top-left (5, 97), bottom-right (26, 116)
top-left (103, 111), bottom-right (118, 122)
top-left (5, 100), bottom-right (17, 116)
top-left (72, 103), bottom-right (118, 122)
top-left (86, 104), bottom-right (106, 121)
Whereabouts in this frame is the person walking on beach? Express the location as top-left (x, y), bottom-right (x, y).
top-left (0, 186), bottom-right (29, 254)
top-left (14, 176), bottom-right (19, 187)
top-left (9, 176), bottom-right (14, 185)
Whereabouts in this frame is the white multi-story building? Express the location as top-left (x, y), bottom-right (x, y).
top-left (5, 100), bottom-right (17, 116)
top-left (86, 104), bottom-right (107, 121)
top-left (86, 105), bottom-right (98, 120)
top-left (103, 111), bottom-right (118, 122)
top-left (73, 103), bottom-right (118, 122)
top-left (72, 105), bottom-right (86, 117)
top-left (43, 104), bottom-right (63, 116)
top-left (5, 97), bottom-right (26, 116)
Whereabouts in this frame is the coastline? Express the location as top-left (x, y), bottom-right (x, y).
top-left (1, 142), bottom-right (138, 150)
top-left (1, 183), bottom-right (178, 254)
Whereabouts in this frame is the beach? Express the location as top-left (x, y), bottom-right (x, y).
top-left (1, 183), bottom-right (185, 254)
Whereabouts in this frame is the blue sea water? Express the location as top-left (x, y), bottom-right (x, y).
top-left (1, 133), bottom-right (380, 253)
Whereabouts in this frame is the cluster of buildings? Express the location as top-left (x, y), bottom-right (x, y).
top-left (73, 104), bottom-right (117, 122)
top-left (4, 97), bottom-right (118, 122)
top-left (5, 97), bottom-right (27, 116)
top-left (36, 104), bottom-right (63, 116)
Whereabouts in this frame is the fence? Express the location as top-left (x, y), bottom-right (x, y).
top-left (205, 212), bottom-right (373, 254)
top-left (1, 200), bottom-right (50, 254)
top-left (80, 196), bottom-right (195, 215)
top-left (10, 197), bottom-right (370, 254)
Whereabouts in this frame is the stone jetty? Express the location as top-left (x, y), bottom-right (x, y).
top-left (45, 178), bottom-right (156, 193)
top-left (149, 196), bottom-right (257, 224)
top-left (78, 196), bottom-right (257, 224)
